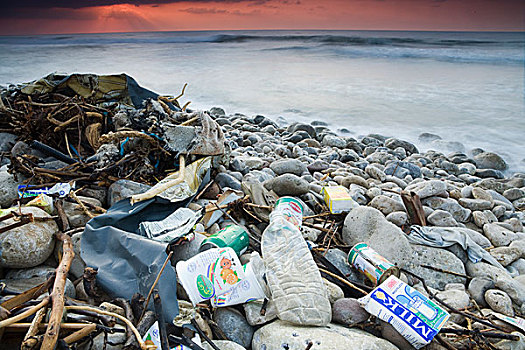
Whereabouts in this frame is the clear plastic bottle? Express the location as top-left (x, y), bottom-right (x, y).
top-left (261, 209), bottom-right (331, 326)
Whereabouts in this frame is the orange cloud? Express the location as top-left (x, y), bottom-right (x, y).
top-left (0, 0), bottom-right (523, 35)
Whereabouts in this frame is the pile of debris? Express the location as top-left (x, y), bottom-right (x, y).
top-left (0, 73), bottom-right (523, 350)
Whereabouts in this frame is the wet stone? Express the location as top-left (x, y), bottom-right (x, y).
top-left (473, 151), bottom-right (508, 171)
top-left (485, 289), bottom-right (514, 316)
top-left (270, 158), bottom-right (307, 176)
top-left (0, 207), bottom-right (57, 268)
top-left (331, 298), bottom-right (369, 326)
top-left (215, 172), bottom-right (242, 190)
top-left (214, 307), bottom-right (254, 349)
top-left (468, 277), bottom-right (495, 307)
top-left (108, 179), bottom-right (152, 207)
top-left (252, 320), bottom-right (398, 350)
top-left (263, 174), bottom-right (309, 196)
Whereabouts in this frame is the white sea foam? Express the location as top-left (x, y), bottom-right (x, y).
top-left (1, 30), bottom-right (524, 171)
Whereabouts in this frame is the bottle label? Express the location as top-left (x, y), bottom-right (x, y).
top-left (274, 197), bottom-right (303, 228)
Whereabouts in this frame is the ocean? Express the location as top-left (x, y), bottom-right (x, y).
top-left (0, 30), bottom-right (524, 171)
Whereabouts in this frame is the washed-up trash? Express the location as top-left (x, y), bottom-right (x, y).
top-left (261, 196), bottom-right (331, 326)
top-left (26, 194), bottom-right (54, 214)
top-left (211, 253), bottom-right (267, 307)
top-left (359, 275), bottom-right (450, 349)
top-left (176, 247), bottom-right (246, 305)
top-left (81, 194), bottom-right (213, 322)
top-left (241, 179), bottom-right (278, 222)
top-left (201, 189), bottom-right (244, 228)
top-left (408, 225), bottom-right (505, 269)
top-left (140, 207), bottom-right (201, 242)
top-left (17, 182), bottom-right (72, 198)
top-left (163, 111), bottom-right (225, 156)
top-left (200, 224), bottom-right (250, 256)
top-left (273, 196), bottom-right (304, 228)
top-left (321, 185), bottom-right (359, 214)
top-left (491, 312), bottom-right (525, 333)
top-left (20, 73), bottom-right (170, 110)
top-left (348, 242), bottom-right (400, 286)
top-left (144, 321), bottom-right (203, 349)
top-left (132, 156), bottom-right (211, 204)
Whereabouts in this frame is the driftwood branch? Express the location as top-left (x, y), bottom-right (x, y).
top-left (41, 233), bottom-right (75, 350)
top-left (65, 306), bottom-right (156, 350)
top-left (0, 297), bottom-right (49, 329)
top-left (21, 306), bottom-right (47, 350)
top-left (0, 276), bottom-right (55, 311)
top-left (63, 323), bottom-right (97, 344)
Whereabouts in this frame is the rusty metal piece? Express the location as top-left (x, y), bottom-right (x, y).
top-left (400, 190), bottom-right (426, 226)
top-left (0, 213), bottom-right (34, 234)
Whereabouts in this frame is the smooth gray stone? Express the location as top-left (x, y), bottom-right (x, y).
top-left (252, 320), bottom-right (398, 350)
top-left (108, 179), bottom-right (151, 207)
top-left (214, 307), bottom-right (254, 349)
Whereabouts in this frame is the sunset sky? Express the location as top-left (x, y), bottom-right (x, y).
top-left (0, 0), bottom-right (523, 35)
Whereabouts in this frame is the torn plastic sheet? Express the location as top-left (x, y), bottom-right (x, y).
top-left (81, 167), bottom-right (211, 322)
top-left (140, 207), bottom-right (202, 243)
top-left (408, 225), bottom-right (505, 269)
top-left (20, 73), bottom-right (178, 110)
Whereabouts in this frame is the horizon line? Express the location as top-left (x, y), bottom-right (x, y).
top-left (2, 27), bottom-right (524, 37)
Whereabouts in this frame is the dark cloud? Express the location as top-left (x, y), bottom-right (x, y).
top-left (179, 6), bottom-right (259, 15)
top-left (0, 7), bottom-right (100, 20)
top-left (0, 0), bottom-right (269, 10)
top-left (179, 7), bottom-right (228, 14)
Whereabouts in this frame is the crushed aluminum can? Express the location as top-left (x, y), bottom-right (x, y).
top-left (199, 224), bottom-right (249, 257)
top-left (359, 275), bottom-right (450, 349)
top-left (348, 242), bottom-right (400, 286)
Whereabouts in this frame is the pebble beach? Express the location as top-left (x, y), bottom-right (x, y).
top-left (0, 73), bottom-right (524, 349)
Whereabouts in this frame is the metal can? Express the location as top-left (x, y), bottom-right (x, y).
top-left (273, 196), bottom-right (304, 229)
top-left (199, 225), bottom-right (250, 256)
top-left (348, 242), bottom-right (400, 286)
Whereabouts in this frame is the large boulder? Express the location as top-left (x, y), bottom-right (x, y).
top-left (342, 206), bottom-right (413, 268)
top-left (252, 320), bottom-right (398, 350)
